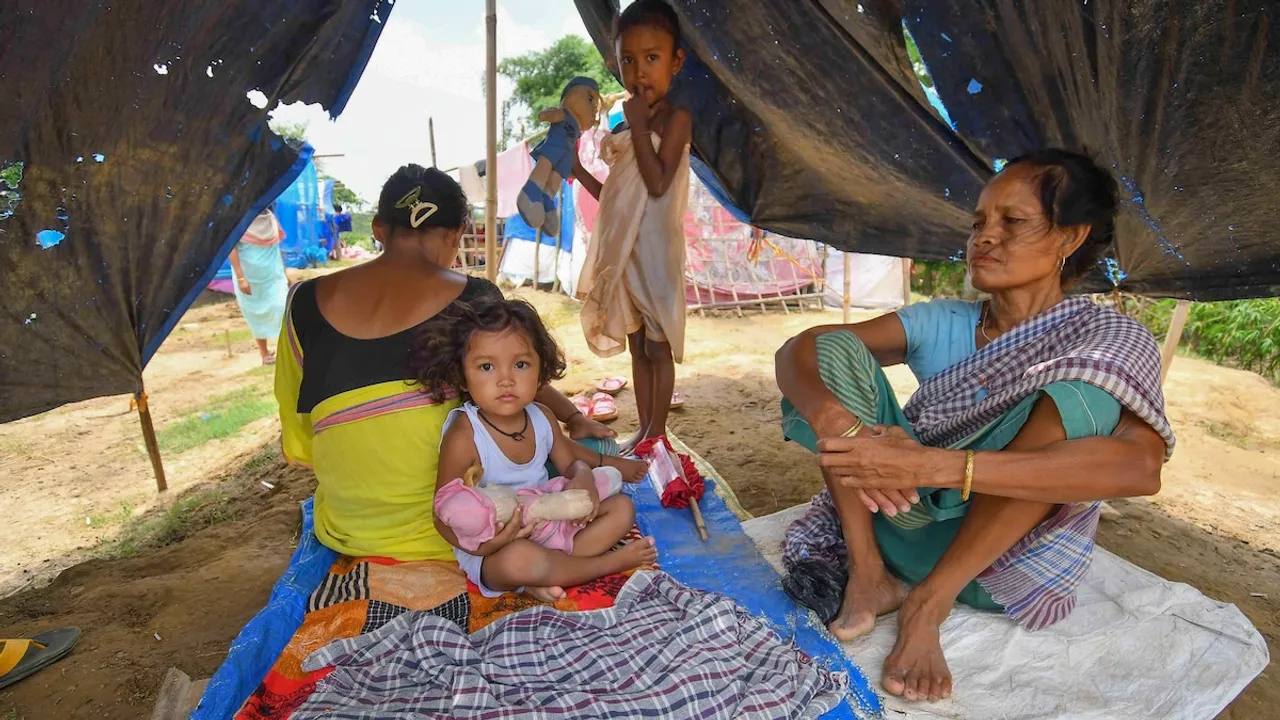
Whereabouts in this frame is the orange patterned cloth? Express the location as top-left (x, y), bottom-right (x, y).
top-left (236, 528), bottom-right (654, 719)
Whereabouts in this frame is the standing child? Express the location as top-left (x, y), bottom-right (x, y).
top-left (576, 0), bottom-right (691, 453)
top-left (415, 297), bottom-right (657, 602)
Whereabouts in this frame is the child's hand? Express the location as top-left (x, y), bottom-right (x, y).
top-left (623, 87), bottom-right (650, 132)
top-left (478, 505), bottom-right (536, 555)
top-left (237, 276), bottom-right (253, 295)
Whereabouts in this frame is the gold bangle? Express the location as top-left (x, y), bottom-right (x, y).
top-left (841, 419), bottom-right (865, 438)
top-left (961, 450), bottom-right (975, 501)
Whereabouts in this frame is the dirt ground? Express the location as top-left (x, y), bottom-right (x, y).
top-left (0, 286), bottom-right (1276, 718)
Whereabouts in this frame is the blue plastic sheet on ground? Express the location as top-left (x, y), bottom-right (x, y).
top-left (628, 477), bottom-right (881, 719)
top-left (192, 499), bottom-right (336, 720)
top-left (196, 481), bottom-right (879, 719)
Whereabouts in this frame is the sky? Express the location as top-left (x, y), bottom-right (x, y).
top-left (269, 1), bottom-right (593, 205)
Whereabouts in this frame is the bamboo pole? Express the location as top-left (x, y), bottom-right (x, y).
top-left (484, 0), bottom-right (498, 281)
top-left (902, 257), bottom-right (913, 307)
top-left (551, 190), bottom-right (563, 293)
top-left (534, 228), bottom-right (542, 289)
top-left (1160, 299), bottom-right (1192, 384)
top-left (842, 252), bottom-right (853, 323)
top-left (135, 387), bottom-right (167, 492)
top-left (428, 117), bottom-right (438, 168)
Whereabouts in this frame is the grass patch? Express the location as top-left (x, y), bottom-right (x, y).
top-left (156, 387), bottom-right (276, 454)
top-left (93, 486), bottom-right (237, 560)
top-left (86, 499), bottom-right (137, 528)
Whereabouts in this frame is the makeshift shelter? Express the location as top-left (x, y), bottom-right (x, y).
top-left (0, 0), bottom-right (394, 424)
top-left (574, 0), bottom-right (1280, 300)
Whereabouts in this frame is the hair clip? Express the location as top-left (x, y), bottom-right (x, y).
top-left (395, 186), bottom-right (439, 228)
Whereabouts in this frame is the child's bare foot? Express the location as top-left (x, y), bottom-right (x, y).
top-left (609, 536), bottom-right (658, 573)
top-left (604, 454), bottom-right (650, 483)
top-left (525, 585), bottom-right (566, 602)
top-left (619, 429), bottom-right (647, 456)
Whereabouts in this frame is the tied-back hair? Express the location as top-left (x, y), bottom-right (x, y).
top-left (410, 296), bottom-right (566, 402)
top-left (375, 163), bottom-right (469, 232)
top-left (1004, 149), bottom-right (1119, 285)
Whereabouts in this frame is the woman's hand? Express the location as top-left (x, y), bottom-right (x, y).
top-left (818, 426), bottom-right (951, 514)
top-left (237, 276), bottom-right (253, 295)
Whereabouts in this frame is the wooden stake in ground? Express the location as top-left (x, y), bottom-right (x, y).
top-left (135, 388), bottom-right (168, 492)
top-left (483, 0), bottom-right (498, 281)
top-left (1161, 299), bottom-right (1192, 384)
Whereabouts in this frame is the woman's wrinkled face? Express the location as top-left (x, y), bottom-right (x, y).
top-left (967, 163), bottom-right (1086, 293)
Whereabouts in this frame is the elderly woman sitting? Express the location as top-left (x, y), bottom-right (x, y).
top-left (775, 150), bottom-right (1175, 703)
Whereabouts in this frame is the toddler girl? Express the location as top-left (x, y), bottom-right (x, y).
top-left (415, 296), bottom-right (657, 601)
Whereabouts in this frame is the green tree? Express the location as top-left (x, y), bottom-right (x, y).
top-left (497, 36), bottom-right (621, 149)
top-left (270, 120), bottom-right (309, 142)
top-left (331, 181), bottom-right (364, 211)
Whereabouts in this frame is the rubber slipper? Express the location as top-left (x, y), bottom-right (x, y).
top-left (596, 376), bottom-right (628, 395)
top-left (590, 392), bottom-right (619, 422)
top-left (570, 394), bottom-right (594, 420)
top-left (670, 392), bottom-right (686, 410)
top-left (0, 628), bottom-right (81, 691)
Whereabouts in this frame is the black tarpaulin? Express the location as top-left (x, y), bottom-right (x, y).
top-left (576, 1), bottom-right (1280, 301)
top-left (0, 0), bottom-right (394, 422)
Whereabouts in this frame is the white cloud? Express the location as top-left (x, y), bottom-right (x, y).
top-left (265, 6), bottom-right (589, 203)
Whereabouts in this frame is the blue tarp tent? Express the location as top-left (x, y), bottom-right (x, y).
top-left (214, 154), bottom-right (327, 283)
top-left (497, 180), bottom-right (576, 290)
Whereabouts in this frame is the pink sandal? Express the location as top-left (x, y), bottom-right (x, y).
top-left (570, 394), bottom-right (594, 420)
top-left (670, 392), bottom-right (686, 410)
top-left (590, 392), bottom-right (619, 422)
top-left (596, 376), bottom-right (628, 395)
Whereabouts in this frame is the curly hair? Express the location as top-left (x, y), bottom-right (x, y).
top-left (409, 296), bottom-right (566, 402)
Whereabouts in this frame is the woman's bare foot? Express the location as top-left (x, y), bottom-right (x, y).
top-left (609, 536), bottom-right (658, 572)
top-left (828, 569), bottom-right (906, 642)
top-left (882, 593), bottom-right (953, 702)
top-left (525, 585), bottom-right (566, 602)
top-left (604, 454), bottom-right (650, 483)
top-left (619, 428), bottom-right (648, 456)
top-left (566, 412), bottom-right (617, 441)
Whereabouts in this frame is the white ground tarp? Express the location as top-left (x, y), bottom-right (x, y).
top-left (744, 503), bottom-right (1269, 720)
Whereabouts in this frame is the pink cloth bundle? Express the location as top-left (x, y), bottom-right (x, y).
top-left (435, 466), bottom-right (623, 554)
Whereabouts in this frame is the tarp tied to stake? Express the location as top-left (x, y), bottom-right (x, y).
top-left (0, 0), bottom-right (394, 423)
top-left (575, 1), bottom-right (1280, 301)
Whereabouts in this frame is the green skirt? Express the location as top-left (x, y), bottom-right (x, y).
top-left (782, 330), bottom-right (1121, 609)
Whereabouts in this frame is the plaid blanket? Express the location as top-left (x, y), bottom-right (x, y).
top-left (234, 528), bottom-right (654, 719)
top-left (291, 570), bottom-right (848, 719)
top-left (783, 298), bottom-right (1175, 630)
top-left (903, 296), bottom-right (1175, 456)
